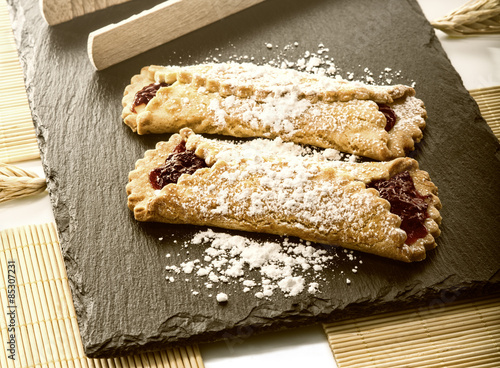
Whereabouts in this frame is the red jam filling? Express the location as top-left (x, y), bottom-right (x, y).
top-left (132, 82), bottom-right (171, 112)
top-left (377, 104), bottom-right (397, 131)
top-left (149, 141), bottom-right (208, 190)
top-left (368, 171), bottom-right (430, 245)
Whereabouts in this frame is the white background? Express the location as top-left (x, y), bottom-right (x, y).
top-left (1, 0), bottom-right (499, 366)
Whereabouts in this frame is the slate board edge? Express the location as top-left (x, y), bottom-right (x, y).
top-left (83, 283), bottom-right (500, 358)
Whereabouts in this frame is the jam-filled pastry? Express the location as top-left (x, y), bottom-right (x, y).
top-left (127, 128), bottom-right (441, 262)
top-left (122, 63), bottom-right (427, 161)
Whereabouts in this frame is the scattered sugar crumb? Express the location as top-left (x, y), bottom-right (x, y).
top-left (323, 148), bottom-right (342, 161)
top-left (181, 261), bottom-right (195, 274)
top-left (243, 280), bottom-right (256, 287)
top-left (278, 276), bottom-right (305, 297)
top-left (165, 229), bottom-right (344, 299)
top-left (216, 293), bottom-right (228, 303)
top-left (308, 282), bottom-right (319, 294)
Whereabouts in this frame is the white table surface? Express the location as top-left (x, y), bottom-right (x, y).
top-left (1, 0), bottom-right (499, 366)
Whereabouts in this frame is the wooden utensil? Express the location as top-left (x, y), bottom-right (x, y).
top-left (88, 0), bottom-right (266, 70)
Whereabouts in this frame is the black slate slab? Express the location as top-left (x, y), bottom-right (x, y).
top-left (8, 0), bottom-right (500, 358)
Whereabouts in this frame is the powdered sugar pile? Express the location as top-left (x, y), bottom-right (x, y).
top-left (165, 229), bottom-right (341, 300)
top-left (208, 81), bottom-right (312, 135)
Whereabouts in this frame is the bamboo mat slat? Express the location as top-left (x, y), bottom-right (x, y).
top-left (0, 0), bottom-right (39, 164)
top-left (0, 223), bottom-right (205, 368)
top-left (323, 296), bottom-right (500, 368)
top-left (470, 86), bottom-right (500, 139)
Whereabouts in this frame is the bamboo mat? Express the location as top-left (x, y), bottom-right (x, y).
top-left (470, 86), bottom-right (500, 139)
top-left (0, 223), bottom-right (205, 368)
top-left (323, 295), bottom-right (500, 368)
top-left (0, 1), bottom-right (39, 164)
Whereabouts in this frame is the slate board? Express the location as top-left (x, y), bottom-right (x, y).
top-left (8, 0), bottom-right (500, 359)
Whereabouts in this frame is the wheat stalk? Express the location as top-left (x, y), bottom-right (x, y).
top-left (431, 0), bottom-right (500, 36)
top-left (0, 163), bottom-right (47, 203)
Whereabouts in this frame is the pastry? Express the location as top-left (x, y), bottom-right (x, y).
top-left (122, 62), bottom-right (427, 161)
top-left (127, 128), bottom-right (441, 262)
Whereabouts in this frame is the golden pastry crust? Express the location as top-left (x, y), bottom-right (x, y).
top-left (127, 129), bottom-right (441, 262)
top-left (122, 63), bottom-right (426, 161)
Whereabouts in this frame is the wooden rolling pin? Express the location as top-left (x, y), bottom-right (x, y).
top-left (88, 0), bottom-right (266, 70)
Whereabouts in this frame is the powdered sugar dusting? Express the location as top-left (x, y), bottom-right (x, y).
top-left (173, 139), bottom-right (405, 249)
top-left (164, 229), bottom-right (363, 300)
top-left (196, 42), bottom-right (414, 87)
top-left (207, 135), bottom-right (356, 165)
top-left (163, 229), bottom-right (365, 302)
